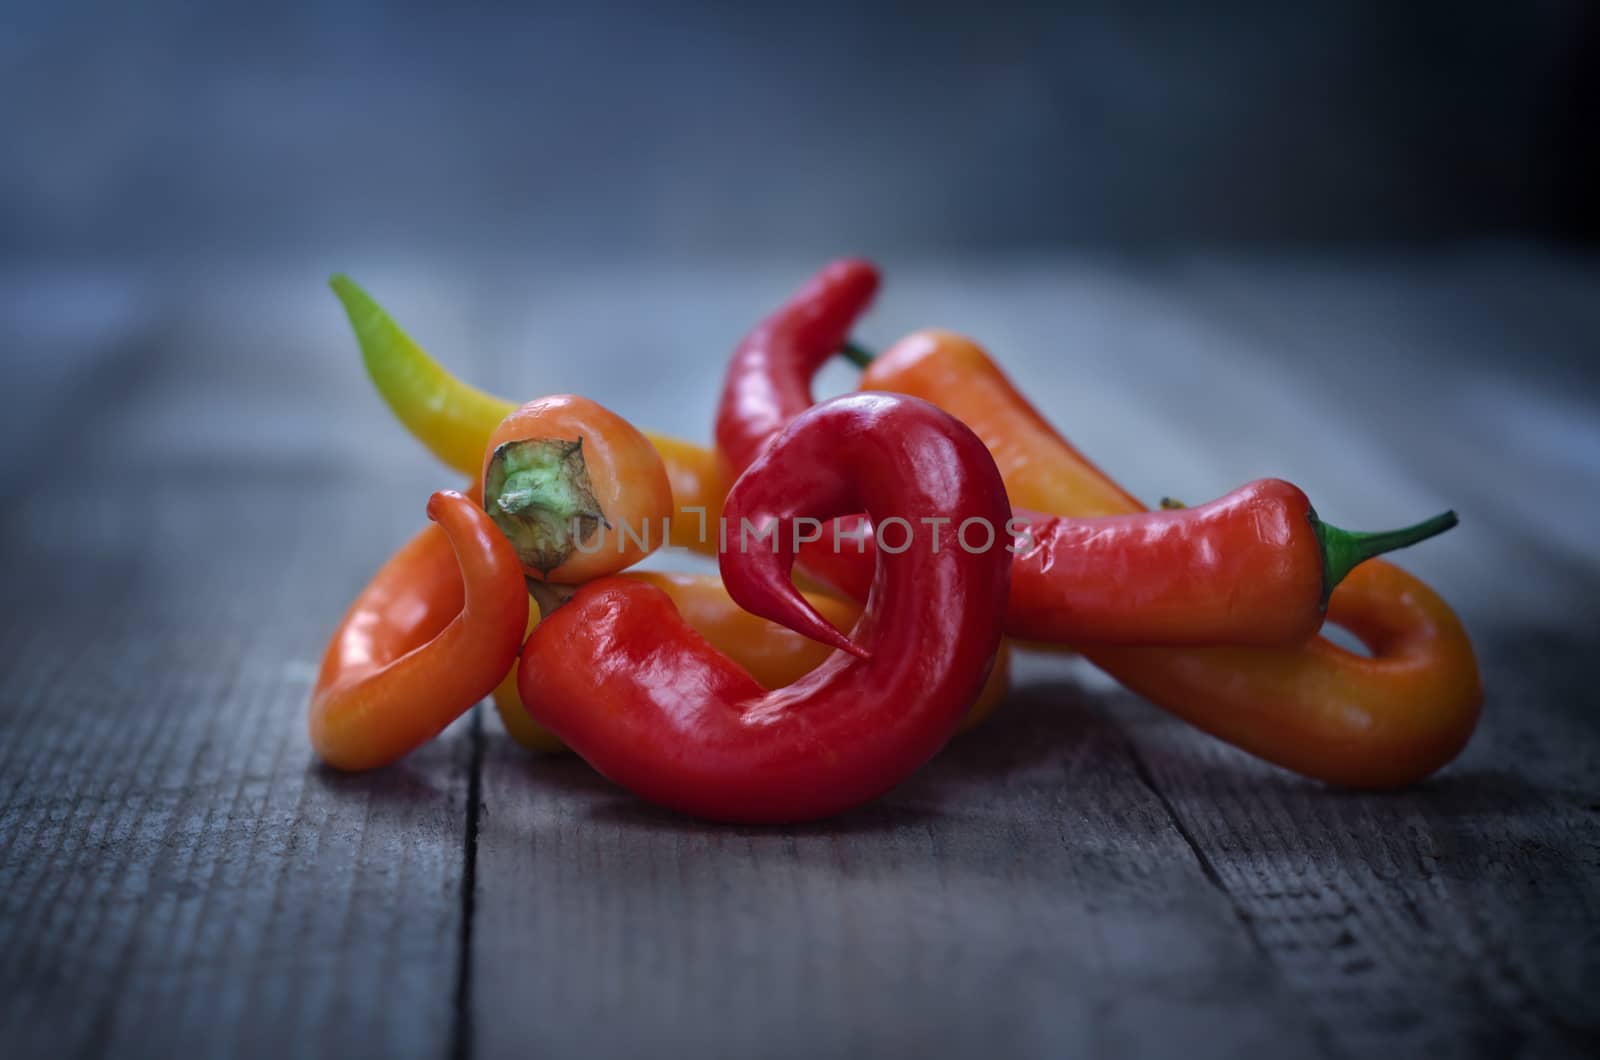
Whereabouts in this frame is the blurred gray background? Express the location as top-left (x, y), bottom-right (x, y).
top-left (4, 1), bottom-right (1596, 263)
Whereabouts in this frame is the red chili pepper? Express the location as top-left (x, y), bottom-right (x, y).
top-left (715, 261), bottom-right (1456, 646)
top-left (714, 259), bottom-right (880, 475)
top-left (517, 394), bottom-right (1012, 823)
top-left (795, 478), bottom-right (1455, 646)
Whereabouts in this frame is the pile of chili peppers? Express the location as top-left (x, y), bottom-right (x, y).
top-left (313, 260), bottom-right (1482, 823)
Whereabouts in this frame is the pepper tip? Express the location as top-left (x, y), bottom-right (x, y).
top-left (426, 489), bottom-right (464, 523)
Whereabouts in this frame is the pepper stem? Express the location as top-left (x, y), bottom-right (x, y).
top-left (483, 438), bottom-right (609, 575)
top-left (839, 340), bottom-right (877, 369)
top-left (1313, 509), bottom-right (1458, 604)
top-left (526, 578), bottom-right (577, 620)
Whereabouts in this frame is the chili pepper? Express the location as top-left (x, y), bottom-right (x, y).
top-left (492, 572), bottom-right (1014, 752)
top-left (517, 394), bottom-right (1012, 823)
top-left (330, 275), bottom-right (729, 553)
top-left (309, 490), bottom-right (528, 771)
top-left (481, 394), bottom-right (674, 582)
top-left (713, 258), bottom-right (880, 474)
top-left (1009, 480), bottom-right (1456, 644)
top-left (796, 478), bottom-right (1456, 646)
top-left (712, 266), bottom-right (1456, 647)
top-left (854, 328), bottom-right (1484, 786)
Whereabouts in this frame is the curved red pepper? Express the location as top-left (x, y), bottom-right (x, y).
top-left (518, 393), bottom-right (1012, 823)
top-left (714, 259), bottom-right (880, 474)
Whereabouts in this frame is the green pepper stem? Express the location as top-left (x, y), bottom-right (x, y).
top-left (1314, 509), bottom-right (1458, 604)
top-left (839, 340), bottom-right (877, 369)
top-left (483, 438), bottom-right (609, 575)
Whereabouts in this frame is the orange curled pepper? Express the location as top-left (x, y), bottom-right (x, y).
top-left (492, 572), bottom-right (1013, 752)
top-left (309, 490), bottom-right (527, 771)
top-left (857, 329), bottom-right (1484, 787)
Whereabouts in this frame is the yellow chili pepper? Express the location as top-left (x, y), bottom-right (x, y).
top-left (330, 275), bottom-right (728, 555)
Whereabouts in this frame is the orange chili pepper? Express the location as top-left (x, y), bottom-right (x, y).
top-left (1090, 560), bottom-right (1480, 786)
top-left (309, 490), bottom-right (527, 771)
top-left (491, 572), bottom-right (1012, 752)
top-left (857, 329), bottom-right (1483, 787)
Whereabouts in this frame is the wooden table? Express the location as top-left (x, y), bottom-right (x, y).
top-left (3, 252), bottom-right (1596, 1058)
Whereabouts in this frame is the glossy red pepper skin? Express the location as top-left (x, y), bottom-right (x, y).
top-left (518, 394), bottom-right (1012, 823)
top-left (714, 259), bottom-right (880, 474)
top-left (797, 479), bottom-right (1364, 646)
top-left (1008, 479), bottom-right (1323, 643)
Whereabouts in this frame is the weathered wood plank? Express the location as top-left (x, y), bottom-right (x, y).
top-left (1112, 632), bottom-right (1600, 1060)
top-left (470, 658), bottom-right (1324, 1060)
top-left (0, 297), bottom-right (475, 1059)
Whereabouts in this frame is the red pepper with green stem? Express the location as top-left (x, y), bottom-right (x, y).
top-left (518, 393), bottom-right (1012, 823)
top-left (799, 477), bottom-right (1456, 646)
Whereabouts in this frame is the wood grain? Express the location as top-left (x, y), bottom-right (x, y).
top-left (1115, 633), bottom-right (1600, 1059)
top-left (470, 670), bottom-right (1321, 1060)
top-left (0, 302), bottom-right (475, 1059)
